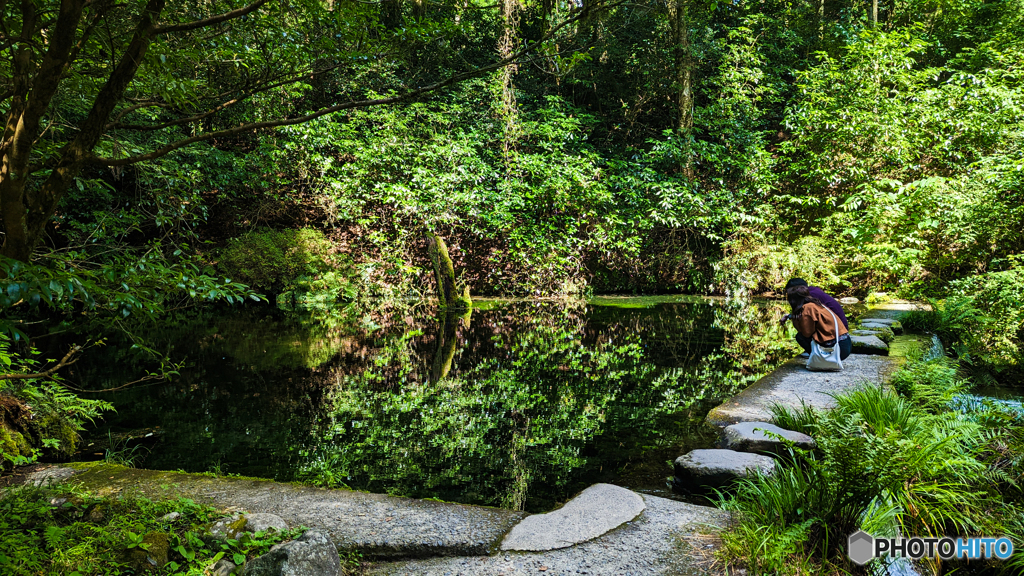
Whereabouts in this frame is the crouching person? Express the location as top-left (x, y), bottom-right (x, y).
top-left (784, 284), bottom-right (852, 361)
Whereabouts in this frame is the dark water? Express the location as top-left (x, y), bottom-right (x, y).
top-left (70, 296), bottom-right (794, 512)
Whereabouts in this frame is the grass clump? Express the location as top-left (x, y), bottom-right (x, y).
top-left (717, 358), bottom-right (1024, 575)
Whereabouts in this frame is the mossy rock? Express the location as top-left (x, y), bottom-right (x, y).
top-left (850, 334), bottom-right (889, 355)
top-left (127, 531), bottom-right (170, 571)
top-left (851, 327), bottom-right (894, 343)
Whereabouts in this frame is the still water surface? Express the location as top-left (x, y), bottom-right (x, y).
top-left (73, 296), bottom-right (794, 512)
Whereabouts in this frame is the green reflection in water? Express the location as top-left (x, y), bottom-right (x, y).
top-left (73, 297), bottom-right (796, 512)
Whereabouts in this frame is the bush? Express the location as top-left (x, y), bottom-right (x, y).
top-left (0, 484), bottom-right (310, 575)
top-left (899, 263), bottom-right (1024, 385)
top-left (0, 337), bottom-right (113, 470)
top-left (217, 228), bottom-right (355, 308)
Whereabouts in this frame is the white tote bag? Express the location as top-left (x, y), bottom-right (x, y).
top-left (806, 308), bottom-right (843, 371)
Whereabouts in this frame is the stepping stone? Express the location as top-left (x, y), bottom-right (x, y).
top-left (850, 334), bottom-right (889, 355)
top-left (860, 318), bottom-right (903, 334)
top-left (851, 327), bottom-right (894, 343)
top-left (859, 317), bottom-right (897, 325)
top-left (500, 484), bottom-right (645, 551)
top-left (723, 422), bottom-right (815, 455)
top-left (673, 449), bottom-right (776, 490)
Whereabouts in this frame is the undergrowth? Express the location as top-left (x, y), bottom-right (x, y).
top-left (717, 358), bottom-right (1024, 575)
top-left (0, 483), bottom-right (357, 575)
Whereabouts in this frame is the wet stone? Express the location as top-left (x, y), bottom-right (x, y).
top-left (850, 334), bottom-right (889, 356)
top-left (673, 449), bottom-right (776, 490)
top-left (722, 422), bottom-right (815, 455)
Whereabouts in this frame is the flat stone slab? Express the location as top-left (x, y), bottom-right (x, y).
top-left (859, 317), bottom-right (898, 326)
top-left (674, 449), bottom-right (776, 489)
top-left (500, 483), bottom-right (644, 551)
top-left (16, 463), bottom-right (525, 559)
top-left (851, 334), bottom-right (889, 355)
top-left (706, 355), bottom-right (901, 427)
top-left (365, 494), bottom-right (730, 575)
top-left (851, 328), bottom-right (893, 340)
top-left (723, 421), bottom-right (815, 454)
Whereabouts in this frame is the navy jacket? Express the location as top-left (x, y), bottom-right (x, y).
top-left (808, 286), bottom-right (849, 329)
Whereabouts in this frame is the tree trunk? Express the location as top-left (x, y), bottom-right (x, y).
top-left (667, 0), bottom-right (694, 177)
top-left (0, 0), bottom-right (165, 262)
top-left (427, 233), bottom-right (470, 310)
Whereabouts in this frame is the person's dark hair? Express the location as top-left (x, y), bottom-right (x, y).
top-left (786, 285), bottom-right (822, 318)
top-left (785, 278), bottom-right (809, 291)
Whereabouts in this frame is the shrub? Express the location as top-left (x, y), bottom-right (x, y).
top-left (899, 263), bottom-right (1024, 385)
top-left (217, 228), bottom-right (356, 308)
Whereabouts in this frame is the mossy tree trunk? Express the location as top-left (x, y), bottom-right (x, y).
top-left (427, 233), bottom-right (471, 310)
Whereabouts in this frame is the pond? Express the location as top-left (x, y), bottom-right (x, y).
top-left (69, 296), bottom-right (795, 512)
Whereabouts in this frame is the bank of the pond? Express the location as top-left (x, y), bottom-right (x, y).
top-left (700, 303), bottom-right (1024, 576)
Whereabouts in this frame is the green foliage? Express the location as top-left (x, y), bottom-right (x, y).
top-left (719, 358), bottom-right (1023, 574)
top-left (0, 484), bottom-right (310, 575)
top-left (899, 263), bottom-right (1024, 384)
top-left (0, 336), bottom-right (113, 469)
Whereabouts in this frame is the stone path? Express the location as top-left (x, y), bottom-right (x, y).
top-left (706, 303), bottom-right (930, 428)
top-left (15, 463), bottom-right (730, 575)
top-left (501, 484), bottom-right (645, 552)
top-left (705, 354), bottom-right (901, 427)
top-left (364, 494), bottom-right (729, 575)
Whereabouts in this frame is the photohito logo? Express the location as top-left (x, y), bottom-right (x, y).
top-left (847, 531), bottom-right (1015, 565)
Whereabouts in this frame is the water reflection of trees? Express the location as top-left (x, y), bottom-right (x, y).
top-left (299, 298), bottom-right (795, 512)
top-left (73, 299), bottom-right (794, 512)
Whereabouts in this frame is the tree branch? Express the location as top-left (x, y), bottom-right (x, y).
top-left (91, 1), bottom-right (620, 167)
top-left (105, 64), bottom-right (344, 130)
top-left (0, 345), bottom-right (81, 380)
top-left (153, 0), bottom-right (272, 35)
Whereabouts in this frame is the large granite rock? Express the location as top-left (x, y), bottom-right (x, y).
top-left (501, 484), bottom-right (644, 551)
top-left (246, 513), bottom-right (289, 534)
top-left (723, 422), bottom-right (815, 455)
top-left (673, 449), bottom-right (776, 490)
top-left (242, 530), bottom-right (341, 576)
top-left (850, 334), bottom-right (889, 356)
